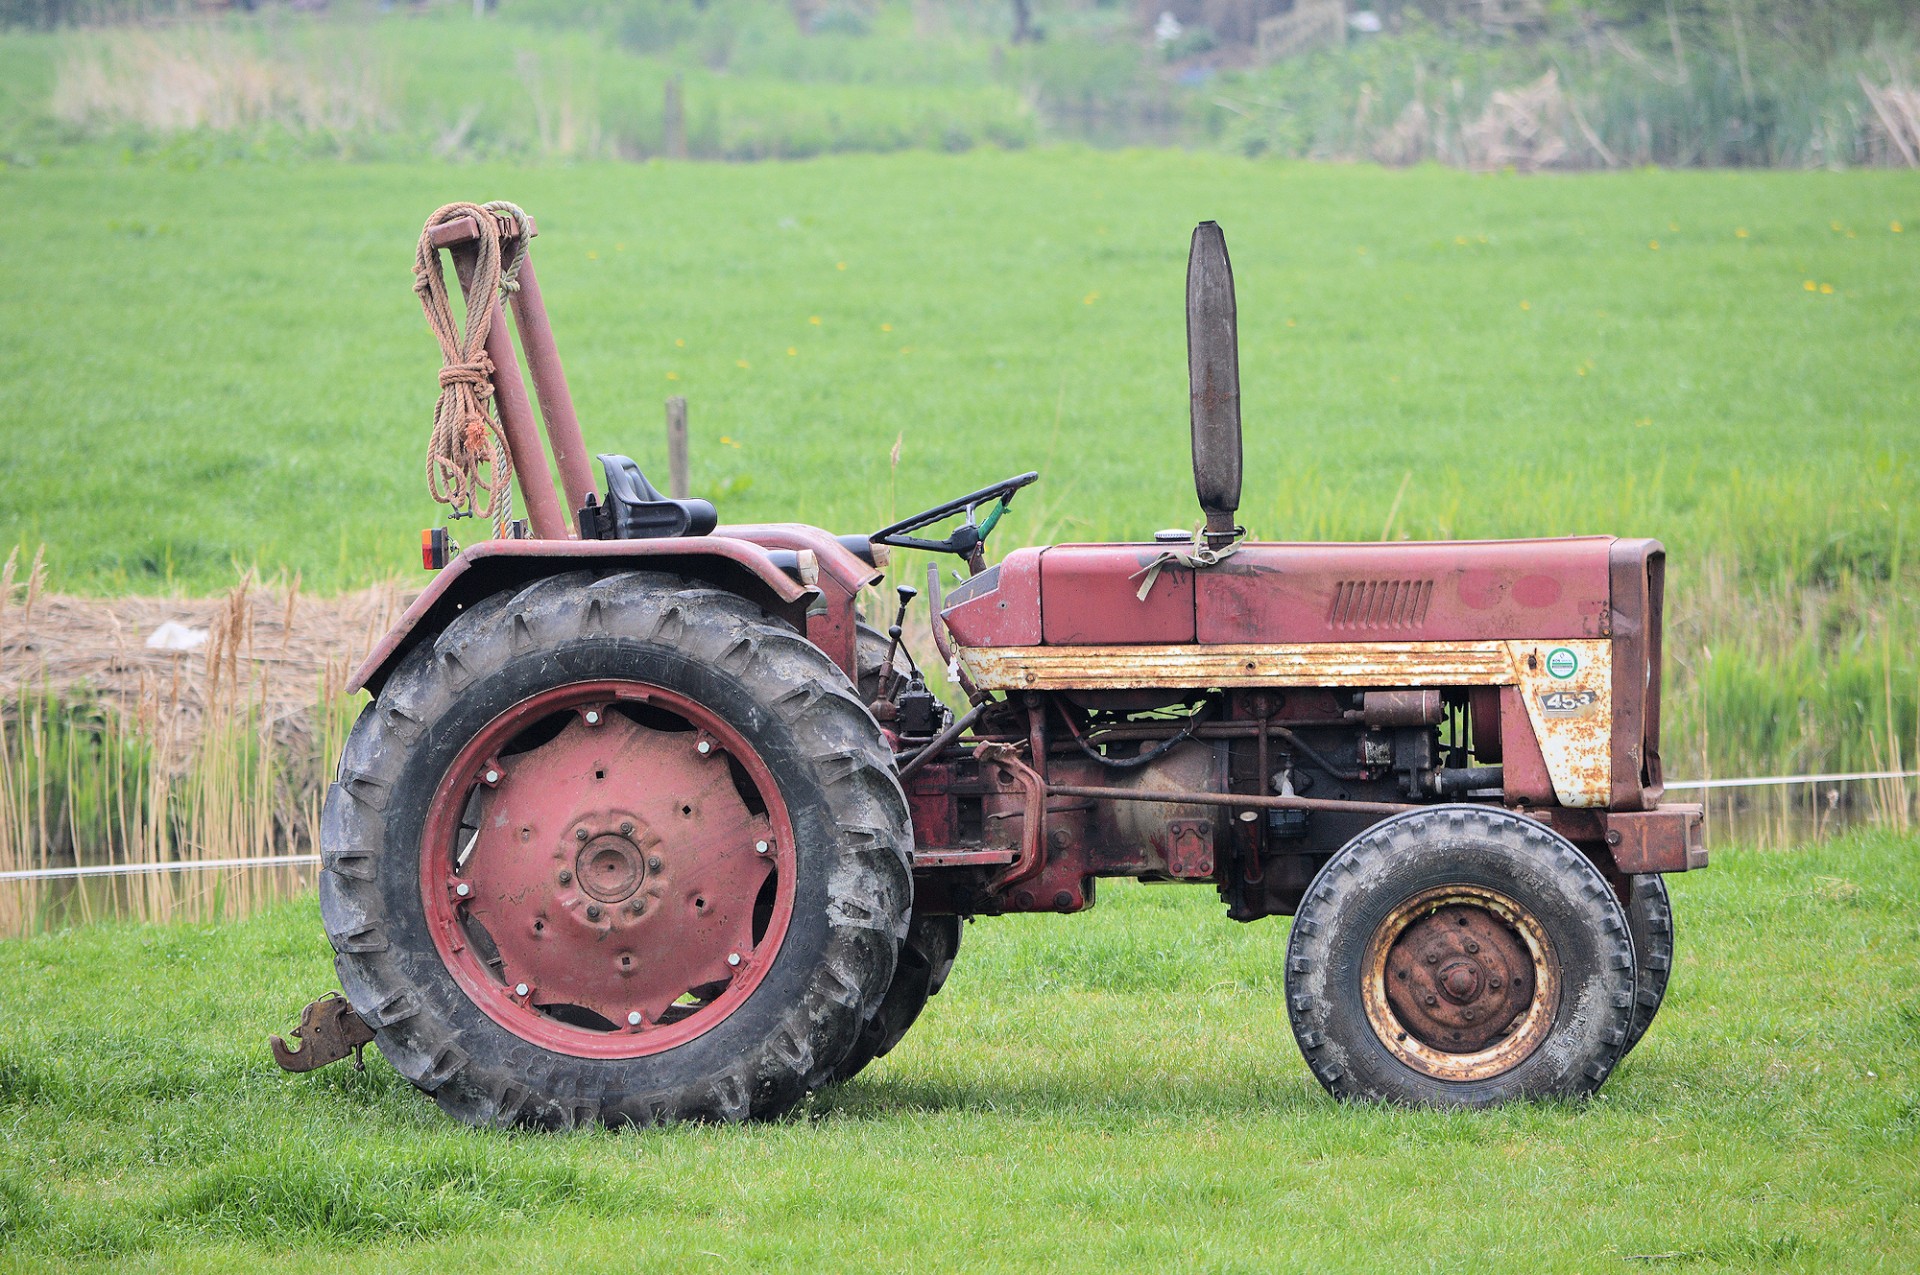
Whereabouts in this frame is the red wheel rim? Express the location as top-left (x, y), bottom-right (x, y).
top-left (421, 680), bottom-right (797, 1058)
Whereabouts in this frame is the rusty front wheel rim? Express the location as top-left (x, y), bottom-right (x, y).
top-left (1360, 884), bottom-right (1560, 1083)
top-left (420, 680), bottom-right (797, 1059)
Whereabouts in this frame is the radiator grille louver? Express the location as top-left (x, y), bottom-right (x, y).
top-left (1327, 579), bottom-right (1435, 630)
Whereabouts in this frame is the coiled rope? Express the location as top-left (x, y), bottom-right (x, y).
top-left (412, 200), bottom-right (530, 539)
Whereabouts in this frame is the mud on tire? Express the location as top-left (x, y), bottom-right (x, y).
top-left (318, 570), bottom-right (913, 1128)
top-left (1284, 805), bottom-right (1637, 1107)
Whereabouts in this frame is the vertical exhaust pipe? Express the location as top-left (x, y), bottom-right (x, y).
top-left (1187, 221), bottom-right (1243, 549)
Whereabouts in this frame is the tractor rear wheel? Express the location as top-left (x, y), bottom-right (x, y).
top-left (829, 912), bottom-right (962, 1084)
top-left (318, 570), bottom-right (912, 1128)
top-left (1622, 873), bottom-right (1674, 1055)
top-left (1284, 806), bottom-right (1636, 1107)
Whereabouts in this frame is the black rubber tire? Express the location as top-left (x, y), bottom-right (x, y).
top-left (854, 620), bottom-right (911, 704)
top-left (1622, 873), bottom-right (1674, 1056)
top-left (829, 912), bottom-right (963, 1084)
top-left (1284, 805), bottom-right (1637, 1107)
top-left (318, 570), bottom-right (913, 1128)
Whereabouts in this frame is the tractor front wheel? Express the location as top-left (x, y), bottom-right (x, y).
top-left (1284, 806), bottom-right (1636, 1107)
top-left (318, 571), bottom-right (912, 1128)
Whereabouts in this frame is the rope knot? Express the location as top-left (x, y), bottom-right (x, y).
top-left (438, 359), bottom-right (494, 392)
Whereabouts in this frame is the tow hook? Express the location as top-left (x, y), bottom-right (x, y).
top-left (270, 992), bottom-right (375, 1073)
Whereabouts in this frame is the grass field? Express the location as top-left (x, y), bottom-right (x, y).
top-left (3, 150), bottom-right (1917, 775)
top-left (0, 831), bottom-right (1913, 1271)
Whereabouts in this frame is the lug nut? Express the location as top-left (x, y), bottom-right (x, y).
top-left (1489, 978), bottom-right (1502, 989)
top-left (627, 901), bottom-right (644, 916)
top-left (455, 882), bottom-right (471, 897)
top-left (485, 769), bottom-right (500, 785)
top-left (1424, 995), bottom-right (1437, 1006)
top-left (755, 840), bottom-right (769, 855)
top-left (647, 855), bottom-right (663, 872)
top-left (585, 710), bottom-right (601, 725)
top-left (620, 821), bottom-right (634, 836)
top-left (1425, 953), bottom-right (1439, 965)
top-left (697, 740), bottom-right (712, 755)
top-left (576, 828), bottom-right (590, 842)
top-left (514, 983), bottom-right (529, 997)
top-left (557, 870), bottom-right (572, 885)
top-left (1464, 1008), bottom-right (1478, 1021)
top-left (727, 952), bottom-right (742, 967)
top-left (1465, 940), bottom-right (1480, 954)
top-left (627, 1011), bottom-right (642, 1026)
top-left (586, 904), bottom-right (603, 921)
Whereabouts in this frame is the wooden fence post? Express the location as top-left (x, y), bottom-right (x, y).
top-left (666, 396), bottom-right (689, 499)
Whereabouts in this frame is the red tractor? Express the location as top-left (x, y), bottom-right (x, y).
top-left (283, 204), bottom-right (1705, 1126)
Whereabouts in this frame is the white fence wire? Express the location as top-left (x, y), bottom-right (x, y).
top-left (3, 770), bottom-right (1914, 884)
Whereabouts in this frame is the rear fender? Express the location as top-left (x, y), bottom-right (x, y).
top-left (348, 537), bottom-right (818, 696)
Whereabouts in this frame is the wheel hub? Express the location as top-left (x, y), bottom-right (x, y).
top-left (1383, 903), bottom-right (1535, 1052)
top-left (576, 833), bottom-right (647, 903)
top-left (422, 683), bottom-right (796, 1058)
top-left (1360, 884), bottom-right (1560, 1082)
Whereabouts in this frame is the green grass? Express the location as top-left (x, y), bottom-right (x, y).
top-left (0, 832), bottom-right (1914, 1271)
top-left (3, 150), bottom-right (1916, 773)
top-left (1, 152), bottom-right (1913, 587)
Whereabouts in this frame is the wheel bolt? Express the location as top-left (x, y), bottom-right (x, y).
top-left (455, 882), bottom-right (470, 897)
top-left (1424, 995), bottom-right (1437, 1006)
top-left (485, 769), bottom-right (500, 785)
top-left (627, 901), bottom-right (644, 916)
top-left (1465, 940), bottom-right (1480, 954)
top-left (514, 983), bottom-right (529, 997)
top-left (620, 821), bottom-right (634, 836)
top-left (585, 710), bottom-right (601, 725)
top-left (627, 1011), bottom-right (642, 1026)
top-left (1464, 1008), bottom-right (1478, 1021)
top-left (576, 828), bottom-right (590, 842)
top-left (755, 840), bottom-right (769, 855)
top-left (697, 740), bottom-right (712, 755)
top-left (727, 952), bottom-right (741, 967)
top-left (557, 870), bottom-right (572, 885)
top-left (647, 855), bottom-right (663, 872)
top-left (1489, 978), bottom-right (1501, 989)
top-left (586, 904), bottom-right (603, 921)
top-left (1425, 953), bottom-right (1439, 965)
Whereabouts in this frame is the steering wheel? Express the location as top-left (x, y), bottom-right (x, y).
top-left (871, 471), bottom-right (1039, 564)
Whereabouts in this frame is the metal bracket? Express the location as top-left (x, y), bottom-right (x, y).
top-left (269, 992), bottom-right (376, 1073)
top-left (1166, 818), bottom-right (1214, 879)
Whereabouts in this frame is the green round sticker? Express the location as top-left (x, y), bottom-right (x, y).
top-left (1545, 647), bottom-right (1579, 679)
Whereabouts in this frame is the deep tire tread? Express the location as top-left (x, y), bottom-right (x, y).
top-left (319, 570), bottom-right (911, 1128)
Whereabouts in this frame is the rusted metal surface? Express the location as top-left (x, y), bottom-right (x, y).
top-left (1186, 221), bottom-right (1242, 547)
top-left (1361, 884), bottom-right (1560, 1081)
top-left (1043, 783), bottom-right (1416, 816)
top-left (1608, 538), bottom-right (1667, 811)
top-left (1165, 819), bottom-right (1214, 878)
top-left (975, 743), bottom-right (1049, 893)
top-left (1606, 804), bottom-right (1707, 873)
top-left (1359, 689), bottom-right (1443, 727)
top-left (269, 992), bottom-right (375, 1073)
top-left (419, 681), bottom-right (795, 1056)
top-left (346, 536), bottom-right (813, 695)
top-left (448, 248), bottom-right (569, 542)
top-left (941, 552), bottom-right (1045, 647)
top-left (506, 255), bottom-right (598, 519)
top-left (1041, 546), bottom-right (1194, 644)
top-left (956, 640), bottom-right (1515, 691)
top-left (1508, 638), bottom-right (1613, 808)
top-left (428, 210), bottom-right (536, 250)
top-left (1197, 538), bottom-right (1614, 644)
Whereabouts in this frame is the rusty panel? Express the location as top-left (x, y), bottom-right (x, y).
top-left (1497, 687), bottom-right (1556, 806)
top-left (1608, 539), bottom-right (1666, 811)
top-left (1606, 805), bottom-right (1706, 873)
top-left (940, 549), bottom-right (1043, 647)
top-left (956, 640), bottom-right (1514, 692)
top-left (1506, 639), bottom-right (1613, 808)
top-left (1040, 545), bottom-right (1196, 645)
top-left (1196, 538), bottom-right (1614, 644)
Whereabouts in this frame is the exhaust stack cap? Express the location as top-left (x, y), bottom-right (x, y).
top-left (1187, 220), bottom-right (1243, 549)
